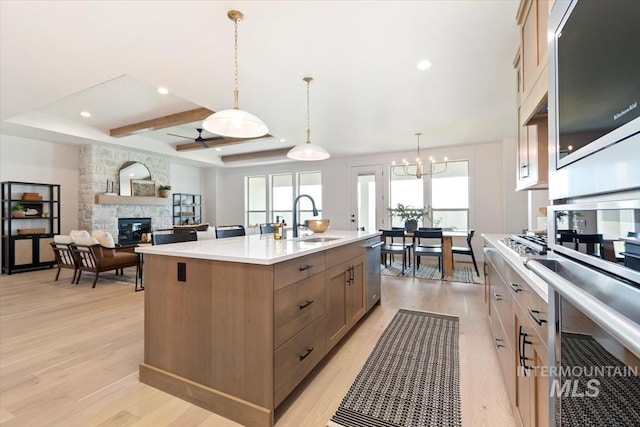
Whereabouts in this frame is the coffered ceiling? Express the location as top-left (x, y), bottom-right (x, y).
top-left (0, 1), bottom-right (519, 167)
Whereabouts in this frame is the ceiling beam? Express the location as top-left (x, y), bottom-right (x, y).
top-left (175, 134), bottom-right (274, 152)
top-left (109, 107), bottom-right (214, 137)
top-left (221, 147), bottom-right (294, 163)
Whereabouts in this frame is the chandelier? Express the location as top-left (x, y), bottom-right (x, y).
top-left (202, 10), bottom-right (268, 138)
top-left (391, 133), bottom-right (448, 179)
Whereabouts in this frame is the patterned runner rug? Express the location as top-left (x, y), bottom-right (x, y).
top-left (328, 309), bottom-right (461, 427)
top-left (381, 261), bottom-right (481, 284)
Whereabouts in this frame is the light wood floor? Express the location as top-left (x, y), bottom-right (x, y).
top-left (0, 267), bottom-right (517, 427)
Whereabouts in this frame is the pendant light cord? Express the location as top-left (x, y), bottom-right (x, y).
top-left (306, 78), bottom-right (311, 144)
top-left (233, 15), bottom-right (240, 109)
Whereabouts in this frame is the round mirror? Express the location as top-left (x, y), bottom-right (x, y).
top-left (119, 161), bottom-right (151, 196)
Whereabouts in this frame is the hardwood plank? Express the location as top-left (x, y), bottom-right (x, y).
top-left (109, 108), bottom-right (214, 137)
top-left (0, 266), bottom-right (516, 427)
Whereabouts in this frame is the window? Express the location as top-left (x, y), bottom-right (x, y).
top-left (389, 160), bottom-right (469, 230)
top-left (246, 176), bottom-right (267, 226)
top-left (430, 160), bottom-right (469, 230)
top-left (245, 171), bottom-right (322, 227)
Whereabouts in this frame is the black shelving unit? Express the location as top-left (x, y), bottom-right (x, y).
top-left (2, 181), bottom-right (61, 274)
top-left (172, 193), bottom-right (202, 225)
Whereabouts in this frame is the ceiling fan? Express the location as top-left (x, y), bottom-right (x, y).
top-left (167, 128), bottom-right (223, 148)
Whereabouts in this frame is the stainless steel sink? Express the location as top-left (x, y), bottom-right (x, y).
top-left (299, 237), bottom-right (340, 243)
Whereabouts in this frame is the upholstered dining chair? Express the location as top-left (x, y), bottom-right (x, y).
top-left (412, 229), bottom-right (444, 278)
top-left (451, 229), bottom-right (480, 276)
top-left (215, 225), bottom-right (246, 238)
top-left (380, 229), bottom-right (411, 275)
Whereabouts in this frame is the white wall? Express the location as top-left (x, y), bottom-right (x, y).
top-left (1, 135), bottom-right (207, 231)
top-left (211, 140), bottom-right (520, 236)
top-left (1, 135), bottom-right (80, 233)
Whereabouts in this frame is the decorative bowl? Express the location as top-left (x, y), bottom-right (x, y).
top-left (305, 219), bottom-right (330, 233)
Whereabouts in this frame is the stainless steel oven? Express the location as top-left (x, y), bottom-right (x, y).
top-left (525, 196), bottom-right (640, 426)
top-left (526, 257), bottom-right (640, 427)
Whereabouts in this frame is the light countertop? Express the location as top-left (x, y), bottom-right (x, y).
top-left (482, 233), bottom-right (549, 302)
top-left (135, 230), bottom-right (381, 265)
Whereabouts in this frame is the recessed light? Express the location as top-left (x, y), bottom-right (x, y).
top-left (280, 138), bottom-right (286, 143)
top-left (215, 148), bottom-right (221, 152)
top-left (80, 111), bottom-right (91, 118)
top-left (417, 60), bottom-right (432, 71)
top-left (157, 87), bottom-right (169, 95)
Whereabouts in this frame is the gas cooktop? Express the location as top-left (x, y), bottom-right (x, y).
top-left (501, 234), bottom-right (548, 256)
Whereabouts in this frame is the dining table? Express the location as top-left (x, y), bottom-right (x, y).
top-left (404, 230), bottom-right (469, 277)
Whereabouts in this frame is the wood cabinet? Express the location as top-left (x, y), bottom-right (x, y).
top-left (515, 0), bottom-right (552, 191)
top-left (517, 0), bottom-right (550, 125)
top-left (326, 242), bottom-right (366, 350)
top-left (172, 193), bottom-right (202, 225)
top-left (484, 242), bottom-right (549, 427)
top-left (1, 181), bottom-right (60, 274)
top-left (516, 115), bottom-right (548, 190)
top-left (140, 239), bottom-right (371, 427)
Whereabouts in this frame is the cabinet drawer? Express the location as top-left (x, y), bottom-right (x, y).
top-left (491, 281), bottom-right (514, 348)
top-left (490, 301), bottom-right (515, 401)
top-left (325, 243), bottom-right (363, 269)
top-left (274, 252), bottom-right (326, 291)
top-left (525, 287), bottom-right (548, 347)
top-left (274, 315), bottom-right (326, 407)
top-left (274, 272), bottom-right (326, 348)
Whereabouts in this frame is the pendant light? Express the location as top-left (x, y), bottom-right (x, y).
top-left (202, 10), bottom-right (268, 138)
top-left (287, 77), bottom-right (330, 161)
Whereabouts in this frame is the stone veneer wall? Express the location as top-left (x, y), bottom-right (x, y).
top-left (78, 145), bottom-right (172, 241)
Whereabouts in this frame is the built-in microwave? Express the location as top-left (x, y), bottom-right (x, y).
top-left (547, 0), bottom-right (640, 200)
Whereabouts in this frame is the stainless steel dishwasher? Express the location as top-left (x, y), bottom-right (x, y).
top-left (364, 236), bottom-right (382, 312)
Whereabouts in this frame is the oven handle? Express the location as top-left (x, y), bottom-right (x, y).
top-left (525, 259), bottom-right (640, 359)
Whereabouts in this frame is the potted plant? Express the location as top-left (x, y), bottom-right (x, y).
top-left (158, 185), bottom-right (172, 198)
top-left (11, 204), bottom-right (26, 218)
top-left (387, 203), bottom-right (432, 232)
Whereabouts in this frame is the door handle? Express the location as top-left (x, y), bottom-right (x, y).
top-left (299, 264), bottom-right (313, 271)
top-left (509, 282), bottom-right (523, 293)
top-left (493, 292), bottom-right (503, 301)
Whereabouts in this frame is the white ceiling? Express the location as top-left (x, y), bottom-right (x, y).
top-left (0, 0), bottom-right (519, 168)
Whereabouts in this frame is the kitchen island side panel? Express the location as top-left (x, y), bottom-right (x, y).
top-left (141, 254), bottom-right (274, 409)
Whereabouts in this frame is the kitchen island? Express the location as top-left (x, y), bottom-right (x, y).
top-left (136, 230), bottom-right (380, 427)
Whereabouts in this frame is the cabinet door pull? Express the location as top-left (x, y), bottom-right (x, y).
top-left (299, 300), bottom-right (314, 310)
top-left (493, 292), bottom-right (504, 301)
top-left (350, 265), bottom-right (354, 282)
top-left (528, 308), bottom-right (547, 326)
top-left (518, 325), bottom-right (533, 373)
top-left (298, 264), bottom-right (313, 271)
top-left (495, 338), bottom-right (505, 349)
top-left (509, 282), bottom-right (523, 293)
top-left (299, 347), bottom-right (314, 361)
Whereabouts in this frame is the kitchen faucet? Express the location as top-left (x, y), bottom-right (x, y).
top-left (292, 194), bottom-right (319, 238)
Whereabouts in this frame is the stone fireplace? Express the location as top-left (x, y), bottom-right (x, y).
top-left (78, 145), bottom-right (172, 243)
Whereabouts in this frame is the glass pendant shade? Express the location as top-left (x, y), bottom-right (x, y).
top-left (287, 142), bottom-right (330, 161)
top-left (204, 10), bottom-right (268, 139)
top-left (287, 76), bottom-right (330, 161)
top-left (202, 108), bottom-right (268, 138)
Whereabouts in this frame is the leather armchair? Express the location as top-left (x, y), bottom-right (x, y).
top-left (71, 240), bottom-right (140, 288)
